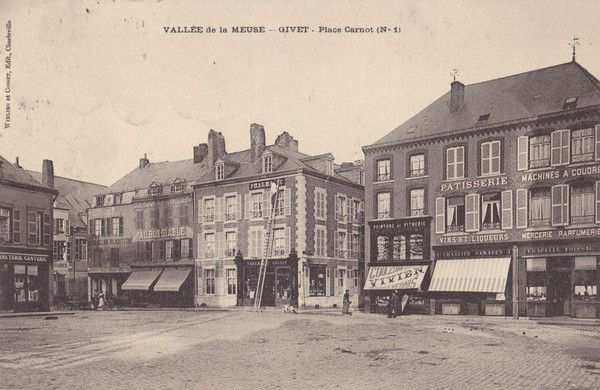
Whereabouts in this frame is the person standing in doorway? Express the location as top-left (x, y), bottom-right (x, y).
top-left (342, 289), bottom-right (351, 315)
top-left (388, 290), bottom-right (400, 318)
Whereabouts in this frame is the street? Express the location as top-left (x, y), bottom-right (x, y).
top-left (1, 310), bottom-right (599, 389)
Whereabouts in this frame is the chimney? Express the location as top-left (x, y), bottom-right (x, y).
top-left (450, 80), bottom-right (465, 113)
top-left (207, 129), bottom-right (226, 166)
top-left (14, 156), bottom-right (22, 169)
top-left (250, 123), bottom-right (266, 161)
top-left (275, 131), bottom-right (298, 152)
top-left (42, 159), bottom-right (54, 189)
top-left (139, 153), bottom-right (150, 169)
top-left (193, 143), bottom-right (209, 164)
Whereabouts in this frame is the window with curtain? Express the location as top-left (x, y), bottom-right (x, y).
top-left (574, 257), bottom-right (597, 298)
top-left (409, 234), bottom-right (424, 260)
top-left (571, 185), bottom-right (594, 224)
top-left (392, 235), bottom-right (406, 261)
top-left (376, 159), bottom-right (391, 181)
top-left (571, 128), bottom-right (594, 163)
top-left (410, 188), bottom-right (425, 216)
top-left (529, 135), bottom-right (551, 168)
top-left (376, 235), bottom-right (390, 262)
top-left (409, 154), bottom-right (426, 177)
top-left (529, 188), bottom-right (551, 227)
top-left (481, 141), bottom-right (501, 175)
top-left (446, 197), bottom-right (465, 232)
top-left (481, 193), bottom-right (501, 230)
top-left (376, 192), bottom-right (391, 219)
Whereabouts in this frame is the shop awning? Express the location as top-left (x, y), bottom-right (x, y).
top-left (428, 258), bottom-right (511, 293)
top-left (153, 268), bottom-right (192, 292)
top-left (121, 270), bottom-right (162, 291)
top-left (363, 265), bottom-right (429, 290)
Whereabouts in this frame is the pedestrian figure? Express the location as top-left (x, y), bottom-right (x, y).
top-left (342, 289), bottom-right (351, 315)
top-left (97, 291), bottom-right (106, 311)
top-left (388, 290), bottom-right (401, 318)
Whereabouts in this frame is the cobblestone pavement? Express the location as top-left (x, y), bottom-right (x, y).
top-left (1, 310), bottom-right (599, 389)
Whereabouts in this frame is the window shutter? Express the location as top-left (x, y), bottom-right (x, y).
top-left (334, 231), bottom-right (339, 257)
top-left (119, 217), bottom-right (124, 236)
top-left (43, 214), bottom-right (51, 246)
top-left (198, 199), bottom-right (204, 222)
top-left (501, 190), bottom-right (513, 230)
top-left (465, 194), bottom-right (480, 232)
top-left (236, 194), bottom-right (242, 220)
top-left (12, 209), bottom-right (20, 243)
top-left (244, 194), bottom-right (250, 219)
top-left (446, 148), bottom-right (454, 180)
top-left (516, 189), bottom-right (528, 229)
top-left (595, 125), bottom-right (600, 161)
top-left (551, 129), bottom-right (570, 166)
top-left (262, 191), bottom-right (270, 218)
top-left (197, 233), bottom-right (204, 259)
top-left (481, 143), bottom-right (490, 175)
top-left (435, 197), bottom-right (445, 234)
top-left (284, 227), bottom-right (291, 255)
top-left (65, 219), bottom-right (70, 234)
top-left (551, 131), bottom-right (561, 166)
top-left (334, 195), bottom-right (339, 220)
top-left (217, 231), bottom-right (224, 259)
top-left (284, 188), bottom-right (291, 216)
top-left (552, 184), bottom-right (569, 226)
top-left (561, 130), bottom-right (570, 165)
top-left (323, 192), bottom-right (328, 220)
top-left (456, 147), bottom-right (465, 178)
top-left (517, 136), bottom-right (529, 171)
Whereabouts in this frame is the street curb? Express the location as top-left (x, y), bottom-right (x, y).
top-left (0, 311), bottom-right (75, 319)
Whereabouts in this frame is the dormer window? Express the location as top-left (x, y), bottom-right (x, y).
top-left (563, 97), bottom-right (578, 110)
top-left (262, 155), bottom-right (273, 173)
top-left (172, 179), bottom-right (186, 193)
top-left (93, 196), bottom-right (104, 207)
top-left (216, 163), bottom-right (225, 181)
top-left (326, 161), bottom-right (334, 176)
top-left (148, 183), bottom-right (162, 196)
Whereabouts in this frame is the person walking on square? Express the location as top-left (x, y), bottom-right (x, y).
top-left (388, 290), bottom-right (400, 318)
top-left (342, 289), bottom-right (351, 315)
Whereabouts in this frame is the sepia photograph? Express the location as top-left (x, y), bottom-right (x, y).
top-left (1, 1), bottom-right (600, 388)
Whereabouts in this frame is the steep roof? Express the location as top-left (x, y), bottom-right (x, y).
top-left (0, 155), bottom-right (53, 191)
top-left (27, 171), bottom-right (107, 228)
top-left (369, 61), bottom-right (600, 148)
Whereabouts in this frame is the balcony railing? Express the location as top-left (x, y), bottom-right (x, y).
top-left (529, 158), bottom-right (550, 169)
top-left (482, 222), bottom-right (501, 230)
top-left (447, 225), bottom-right (464, 233)
top-left (409, 168), bottom-right (425, 177)
top-left (375, 173), bottom-right (391, 182)
top-left (376, 212), bottom-right (390, 219)
top-left (571, 215), bottom-right (594, 225)
top-left (529, 218), bottom-right (551, 228)
top-left (204, 214), bottom-right (215, 223)
top-left (225, 248), bottom-right (237, 258)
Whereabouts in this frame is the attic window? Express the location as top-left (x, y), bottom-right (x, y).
top-left (477, 113), bottom-right (490, 123)
top-left (148, 185), bottom-right (162, 197)
top-left (216, 163), bottom-right (225, 181)
top-left (326, 160), bottom-right (334, 176)
top-left (262, 155), bottom-right (273, 173)
top-left (407, 126), bottom-right (417, 134)
top-left (172, 181), bottom-right (185, 193)
top-left (563, 97), bottom-right (578, 110)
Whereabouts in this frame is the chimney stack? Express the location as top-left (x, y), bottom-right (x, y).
top-left (275, 131), bottom-right (298, 152)
top-left (193, 143), bottom-right (209, 164)
top-left (14, 157), bottom-right (21, 168)
top-left (207, 129), bottom-right (226, 166)
top-left (42, 159), bottom-right (54, 189)
top-left (450, 80), bottom-right (465, 113)
top-left (250, 123), bottom-right (266, 161)
top-left (139, 153), bottom-right (150, 169)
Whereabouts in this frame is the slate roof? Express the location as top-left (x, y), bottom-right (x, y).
top-left (27, 171), bottom-right (107, 228)
top-left (369, 61), bottom-right (600, 148)
top-left (0, 155), bottom-right (52, 190)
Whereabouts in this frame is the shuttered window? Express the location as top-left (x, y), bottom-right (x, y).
top-left (446, 146), bottom-right (465, 180)
top-left (551, 184), bottom-right (569, 226)
top-left (517, 136), bottom-right (529, 171)
top-left (435, 197), bottom-right (445, 234)
top-left (12, 209), bottom-right (20, 243)
top-left (529, 188), bottom-right (551, 228)
top-left (481, 141), bottom-right (501, 176)
top-left (465, 193), bottom-right (480, 232)
top-left (516, 189), bottom-right (528, 229)
top-left (501, 190), bottom-right (513, 230)
top-left (550, 129), bottom-right (570, 166)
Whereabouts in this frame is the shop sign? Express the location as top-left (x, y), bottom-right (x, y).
top-left (521, 227), bottom-right (600, 241)
top-left (520, 164), bottom-right (600, 183)
top-left (89, 237), bottom-right (133, 246)
top-left (134, 197), bottom-right (191, 209)
top-left (437, 232), bottom-right (509, 245)
top-left (0, 253), bottom-right (47, 262)
top-left (436, 248), bottom-right (511, 259)
top-left (521, 242), bottom-right (600, 256)
top-left (244, 259), bottom-right (289, 267)
top-left (249, 178), bottom-right (285, 191)
top-left (370, 218), bottom-right (428, 231)
top-left (134, 226), bottom-right (192, 241)
top-left (439, 176), bottom-right (508, 192)
top-left (364, 265), bottom-right (428, 290)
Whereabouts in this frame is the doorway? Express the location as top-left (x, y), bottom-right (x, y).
top-left (547, 258), bottom-right (571, 316)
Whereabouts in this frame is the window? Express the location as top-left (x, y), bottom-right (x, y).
top-left (14, 265), bottom-right (39, 303)
top-left (481, 193), bottom-right (501, 230)
top-left (315, 226), bottom-right (326, 257)
top-left (352, 269), bottom-right (359, 288)
top-left (204, 269), bottom-right (216, 294)
top-left (352, 200), bottom-right (361, 223)
top-left (111, 217), bottom-right (123, 236)
top-left (571, 185), bottom-right (594, 224)
top-left (409, 234), bottom-right (424, 260)
top-left (574, 257), bottom-right (597, 298)
top-left (216, 163), bottom-right (225, 180)
top-left (481, 140), bottom-right (501, 175)
top-left (551, 129), bottom-right (570, 166)
top-left (54, 218), bottom-right (65, 234)
top-left (326, 161), bottom-right (334, 176)
top-left (338, 269), bottom-right (346, 290)
top-left (204, 233), bottom-right (215, 258)
top-left (273, 190), bottom-right (285, 217)
top-left (376, 236), bottom-right (389, 262)
top-left (204, 198), bottom-right (215, 222)
top-left (53, 240), bottom-right (66, 260)
top-left (179, 205), bottom-right (189, 226)
top-left (148, 208), bottom-right (158, 228)
top-left (446, 197), bottom-right (465, 232)
top-left (526, 258), bottom-right (547, 301)
top-left (162, 207), bottom-right (172, 227)
top-left (0, 208), bottom-right (10, 243)
top-left (225, 196), bottom-right (237, 220)
top-left (273, 228), bottom-right (285, 256)
top-left (571, 128), bottom-right (594, 163)
top-left (336, 195), bottom-right (347, 221)
top-left (172, 181), bottom-right (185, 193)
top-left (250, 193), bottom-right (263, 218)
top-left (12, 209), bottom-right (20, 243)
top-left (227, 269), bottom-right (237, 295)
top-left (94, 219), bottom-right (102, 237)
top-left (563, 97), bottom-right (578, 110)
top-left (409, 188), bottom-right (425, 216)
top-left (74, 238), bottom-right (87, 260)
top-left (529, 135), bottom-right (551, 169)
top-left (529, 188), bottom-right (551, 227)
top-left (94, 196), bottom-right (104, 207)
top-left (351, 233), bottom-right (360, 259)
top-left (314, 189), bottom-right (326, 220)
top-left (248, 228), bottom-right (263, 258)
top-left (181, 239), bottom-right (190, 259)
top-left (148, 185), bottom-right (162, 196)
top-left (225, 231), bottom-right (237, 257)
top-left (308, 265), bottom-right (326, 297)
top-left (135, 210), bottom-right (145, 229)
top-left (376, 159), bottom-right (391, 181)
top-left (114, 193), bottom-right (122, 205)
top-left (165, 240), bottom-right (173, 260)
top-left (28, 211), bottom-right (41, 245)
top-left (392, 235), bottom-right (406, 261)
top-left (376, 192), bottom-right (391, 219)
top-left (336, 231), bottom-right (347, 258)
top-left (446, 146), bottom-right (465, 180)
top-left (409, 154), bottom-right (426, 177)
top-left (262, 155), bottom-right (272, 173)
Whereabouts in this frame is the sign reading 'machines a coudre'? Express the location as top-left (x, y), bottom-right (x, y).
top-left (520, 164), bottom-right (600, 183)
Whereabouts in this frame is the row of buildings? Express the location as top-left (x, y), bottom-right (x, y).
top-left (2, 59), bottom-right (600, 319)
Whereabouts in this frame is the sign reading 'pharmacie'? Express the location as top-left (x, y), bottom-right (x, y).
top-left (134, 226), bottom-right (193, 241)
top-left (249, 178), bottom-right (285, 190)
top-left (363, 265), bottom-right (428, 290)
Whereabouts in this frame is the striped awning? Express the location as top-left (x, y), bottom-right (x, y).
top-left (121, 270), bottom-right (162, 291)
top-left (153, 268), bottom-right (192, 292)
top-left (428, 258), bottom-right (511, 293)
top-left (363, 265), bottom-right (428, 290)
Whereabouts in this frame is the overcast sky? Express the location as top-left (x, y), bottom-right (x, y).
top-left (1, 1), bottom-right (600, 185)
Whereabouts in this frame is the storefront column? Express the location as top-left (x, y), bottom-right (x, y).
top-left (288, 249), bottom-right (298, 308)
top-left (234, 251), bottom-right (244, 306)
top-left (512, 245), bottom-right (519, 319)
top-left (87, 276), bottom-right (92, 302)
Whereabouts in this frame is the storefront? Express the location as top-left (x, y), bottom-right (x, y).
top-left (364, 264), bottom-right (430, 314)
top-left (235, 257), bottom-right (298, 307)
top-left (0, 252), bottom-right (50, 312)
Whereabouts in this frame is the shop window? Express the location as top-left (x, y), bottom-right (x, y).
top-left (571, 185), bottom-right (594, 224)
top-left (446, 197), bottom-right (465, 232)
top-left (204, 269), bottom-right (216, 294)
top-left (481, 140), bottom-right (501, 176)
top-left (0, 208), bottom-right (10, 243)
top-left (409, 188), bottom-right (425, 216)
top-left (204, 233), bottom-right (215, 258)
top-left (227, 269), bottom-right (237, 295)
top-left (526, 258), bottom-right (547, 301)
top-left (309, 265), bottom-right (326, 297)
top-left (529, 188), bottom-right (551, 227)
top-left (376, 159), bottom-right (391, 181)
top-left (392, 235), bottom-right (406, 261)
top-left (225, 231), bottom-right (237, 257)
top-left (14, 265), bottom-right (39, 303)
top-left (376, 236), bottom-right (390, 262)
top-left (571, 128), bottom-right (594, 163)
top-left (481, 193), bottom-right (501, 230)
top-left (409, 234), bottom-right (424, 260)
top-left (574, 257), bottom-right (597, 298)
top-left (376, 192), bottom-right (391, 219)
top-left (446, 146), bottom-right (465, 180)
top-left (165, 240), bottom-right (173, 260)
top-left (409, 154), bottom-right (426, 177)
top-left (204, 198), bottom-right (215, 222)
top-left (529, 135), bottom-right (551, 169)
top-left (225, 196), bottom-right (237, 220)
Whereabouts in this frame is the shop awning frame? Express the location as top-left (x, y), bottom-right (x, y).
top-left (153, 268), bottom-right (192, 292)
top-left (121, 270), bottom-right (162, 291)
top-left (363, 265), bottom-right (429, 290)
top-left (428, 258), bottom-right (511, 293)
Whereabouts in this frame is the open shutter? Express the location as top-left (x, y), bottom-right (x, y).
top-left (456, 147), bottom-right (465, 178)
top-left (284, 227), bottom-right (291, 255)
top-left (435, 197), bottom-right (445, 234)
top-left (216, 197), bottom-right (223, 222)
top-left (284, 188), bottom-right (291, 216)
top-left (198, 199), bottom-right (204, 223)
top-left (561, 130), bottom-right (570, 165)
top-left (65, 219), bottom-right (70, 235)
top-left (516, 189), bottom-right (528, 229)
top-left (552, 184), bottom-right (569, 226)
top-left (262, 191), bottom-right (270, 219)
top-left (596, 125), bottom-right (600, 161)
top-left (12, 209), bottom-right (20, 243)
top-left (446, 148), bottom-right (454, 179)
top-left (197, 233), bottom-right (204, 259)
top-left (501, 190), bottom-right (513, 230)
top-left (465, 194), bottom-right (480, 232)
top-left (551, 131), bottom-right (561, 166)
top-left (335, 195), bottom-right (340, 221)
top-left (236, 194), bottom-right (242, 220)
top-left (517, 136), bottom-right (529, 171)
top-left (217, 231), bottom-right (224, 259)
top-left (244, 194), bottom-right (250, 219)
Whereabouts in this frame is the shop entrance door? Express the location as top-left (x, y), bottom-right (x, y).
top-left (274, 267), bottom-right (291, 306)
top-left (262, 270), bottom-right (276, 307)
top-left (548, 268), bottom-right (571, 316)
